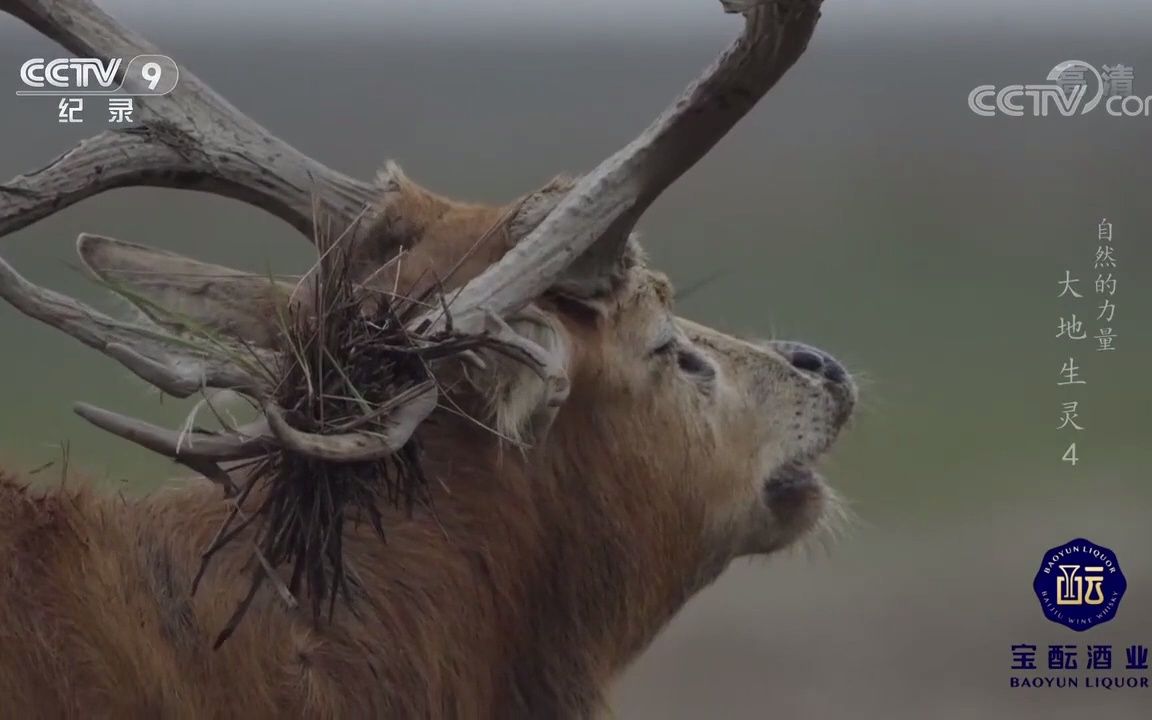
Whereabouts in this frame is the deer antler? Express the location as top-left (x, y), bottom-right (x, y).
top-left (0, 0), bottom-right (377, 242)
top-left (428, 0), bottom-right (824, 331)
top-left (0, 252), bottom-right (265, 396)
top-left (0, 0), bottom-right (823, 463)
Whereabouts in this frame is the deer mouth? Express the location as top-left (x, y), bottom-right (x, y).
top-left (755, 460), bottom-right (833, 554)
top-left (756, 376), bottom-right (853, 551)
top-left (763, 461), bottom-right (824, 507)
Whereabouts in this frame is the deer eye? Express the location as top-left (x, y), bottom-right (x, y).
top-left (676, 346), bottom-right (715, 379)
top-left (653, 336), bottom-right (715, 381)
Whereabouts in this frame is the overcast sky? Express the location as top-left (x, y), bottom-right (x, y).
top-left (67, 0), bottom-right (1152, 35)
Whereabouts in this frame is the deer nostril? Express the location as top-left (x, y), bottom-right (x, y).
top-left (787, 345), bottom-right (850, 386)
top-left (769, 340), bottom-right (852, 387)
top-left (789, 349), bottom-right (826, 374)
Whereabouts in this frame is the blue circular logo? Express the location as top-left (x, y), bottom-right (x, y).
top-left (1033, 539), bottom-right (1127, 632)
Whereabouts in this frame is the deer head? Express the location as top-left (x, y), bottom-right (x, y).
top-left (0, 0), bottom-right (853, 714)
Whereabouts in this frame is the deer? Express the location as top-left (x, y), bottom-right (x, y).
top-left (0, 0), bottom-right (854, 717)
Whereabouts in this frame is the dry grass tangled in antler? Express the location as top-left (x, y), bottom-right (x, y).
top-left (81, 207), bottom-right (539, 647)
top-left (126, 213), bottom-right (509, 645)
top-left (186, 234), bottom-right (457, 646)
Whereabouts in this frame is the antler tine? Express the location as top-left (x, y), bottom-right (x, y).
top-left (0, 0), bottom-right (374, 243)
top-left (263, 383), bottom-right (438, 463)
top-left (74, 402), bottom-right (273, 461)
top-left (0, 252), bottom-right (263, 397)
top-left (434, 0), bottom-right (823, 330)
top-left (480, 309), bottom-right (569, 409)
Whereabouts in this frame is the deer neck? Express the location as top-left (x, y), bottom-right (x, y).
top-left (415, 414), bottom-right (726, 715)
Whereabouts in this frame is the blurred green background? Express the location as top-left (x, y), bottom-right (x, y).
top-left (1, 2), bottom-right (1149, 717)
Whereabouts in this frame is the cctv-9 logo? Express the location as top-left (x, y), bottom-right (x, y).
top-left (17, 54), bottom-right (178, 96)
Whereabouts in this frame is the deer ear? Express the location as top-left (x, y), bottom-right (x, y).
top-left (77, 233), bottom-right (296, 348)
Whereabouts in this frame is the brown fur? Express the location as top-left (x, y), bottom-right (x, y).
top-left (0, 380), bottom-right (719, 718)
top-left (0, 176), bottom-right (852, 718)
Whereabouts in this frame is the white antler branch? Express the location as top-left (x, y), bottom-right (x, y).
top-left (74, 402), bottom-right (274, 462)
top-left (437, 0), bottom-right (823, 330)
top-left (263, 383), bottom-right (438, 463)
top-left (0, 252), bottom-right (263, 395)
top-left (0, 0), bottom-right (373, 243)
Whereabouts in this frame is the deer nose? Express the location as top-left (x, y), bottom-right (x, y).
top-left (775, 341), bottom-right (849, 385)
